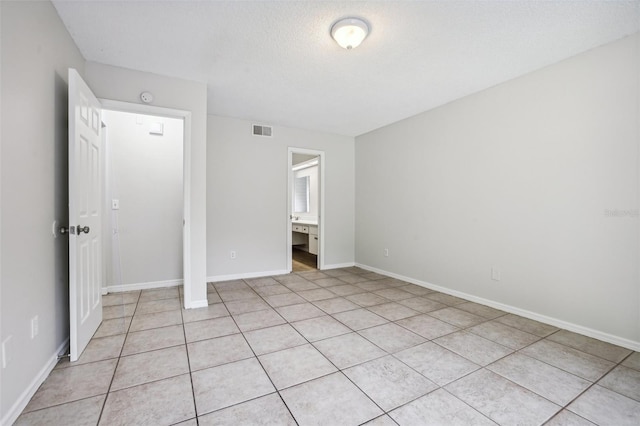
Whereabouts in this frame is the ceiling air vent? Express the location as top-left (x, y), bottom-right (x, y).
top-left (252, 124), bottom-right (272, 137)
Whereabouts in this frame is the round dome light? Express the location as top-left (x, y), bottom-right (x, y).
top-left (331, 18), bottom-right (369, 50)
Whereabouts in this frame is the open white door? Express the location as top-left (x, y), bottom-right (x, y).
top-left (68, 68), bottom-right (103, 362)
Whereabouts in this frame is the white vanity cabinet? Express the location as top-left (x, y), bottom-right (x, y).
top-left (308, 225), bottom-right (318, 255)
top-left (292, 222), bottom-right (319, 255)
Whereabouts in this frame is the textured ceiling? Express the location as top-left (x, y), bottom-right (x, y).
top-left (51, 1), bottom-right (640, 137)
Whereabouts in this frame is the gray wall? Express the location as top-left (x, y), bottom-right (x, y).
top-left (355, 33), bottom-right (640, 348)
top-left (207, 115), bottom-right (355, 279)
top-left (102, 110), bottom-right (183, 289)
top-left (0, 1), bottom-right (86, 422)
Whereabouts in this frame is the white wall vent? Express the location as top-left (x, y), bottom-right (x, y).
top-left (252, 124), bottom-right (272, 137)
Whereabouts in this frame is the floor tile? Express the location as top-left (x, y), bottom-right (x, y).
top-left (428, 307), bottom-right (486, 328)
top-left (123, 324), bottom-right (185, 355)
top-left (568, 385), bottom-right (640, 426)
top-left (245, 277), bottom-right (280, 288)
top-left (389, 388), bottom-right (496, 426)
top-left (397, 296), bottom-right (447, 313)
top-left (281, 372), bottom-right (383, 425)
top-left (135, 298), bottom-right (182, 315)
top-left (313, 277), bottom-right (348, 288)
top-left (263, 292), bottom-right (306, 307)
top-left (396, 314), bottom-right (459, 340)
top-left (258, 344), bottom-right (337, 389)
top-left (468, 321), bottom-right (540, 349)
top-left (291, 315), bottom-right (351, 342)
top-left (102, 292), bottom-right (140, 307)
top-left (181, 303), bottom-right (229, 323)
top-left (103, 303), bottom-right (136, 320)
top-left (297, 288), bottom-right (336, 302)
top-left (455, 302), bottom-right (506, 319)
top-left (520, 339), bottom-right (615, 381)
top-left (275, 302), bottom-right (325, 322)
top-left (359, 323), bottom-right (425, 353)
top-left (243, 323), bottom-right (307, 355)
top-left (298, 271), bottom-right (330, 281)
top-left (61, 334), bottom-right (125, 367)
top-left (355, 280), bottom-right (390, 292)
top-left (434, 331), bottom-right (513, 366)
top-left (326, 284), bottom-right (365, 296)
top-left (346, 292), bottom-right (390, 307)
top-left (338, 274), bottom-right (371, 284)
top-left (314, 332), bottom-right (387, 369)
top-left (446, 369), bottom-right (560, 426)
top-left (224, 297), bottom-right (270, 314)
top-left (545, 410), bottom-right (597, 426)
top-left (255, 284), bottom-right (292, 296)
top-left (396, 342), bottom-right (480, 386)
top-left (424, 292), bottom-right (467, 306)
top-left (368, 302), bottom-right (420, 321)
top-left (24, 359), bottom-right (117, 412)
top-left (94, 316), bottom-right (133, 338)
top-left (622, 352), bottom-right (640, 370)
top-left (232, 308), bottom-right (286, 332)
top-left (313, 297), bottom-right (361, 314)
top-left (129, 309), bottom-right (183, 332)
top-left (198, 393), bottom-right (296, 426)
top-left (344, 355), bottom-right (438, 411)
top-left (360, 272), bottom-right (387, 281)
top-left (322, 268), bottom-right (352, 277)
top-left (207, 292), bottom-right (222, 304)
top-left (362, 415), bottom-right (398, 426)
top-left (217, 288), bottom-right (259, 302)
top-left (111, 345), bottom-right (189, 391)
top-left (184, 316), bottom-right (239, 343)
top-left (15, 395), bottom-right (105, 426)
top-left (373, 288), bottom-right (415, 301)
top-left (333, 308), bottom-right (388, 330)
top-left (100, 373), bottom-right (195, 425)
top-left (212, 279), bottom-right (246, 291)
top-left (487, 353), bottom-right (591, 406)
top-left (494, 314), bottom-right (558, 337)
top-left (174, 418), bottom-right (198, 426)
top-left (376, 277), bottom-right (409, 287)
top-left (187, 333), bottom-right (254, 371)
top-left (547, 329), bottom-right (632, 363)
top-left (598, 365), bottom-right (640, 401)
top-left (398, 284), bottom-right (434, 296)
top-left (139, 286), bottom-right (180, 302)
top-left (192, 358), bottom-right (275, 415)
top-left (282, 279), bottom-right (320, 291)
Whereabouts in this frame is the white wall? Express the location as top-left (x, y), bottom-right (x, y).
top-left (207, 115), bottom-right (355, 279)
top-left (84, 62), bottom-right (208, 308)
top-left (0, 1), bottom-right (86, 423)
top-left (293, 163), bottom-right (318, 223)
top-left (355, 33), bottom-right (640, 349)
top-left (102, 110), bottom-right (183, 290)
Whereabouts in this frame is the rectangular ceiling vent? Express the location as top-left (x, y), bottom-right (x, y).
top-left (252, 124), bottom-right (272, 137)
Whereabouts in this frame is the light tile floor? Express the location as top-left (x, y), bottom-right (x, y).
top-left (16, 267), bottom-right (640, 425)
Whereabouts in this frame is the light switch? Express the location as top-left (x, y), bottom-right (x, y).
top-left (112, 199), bottom-right (120, 210)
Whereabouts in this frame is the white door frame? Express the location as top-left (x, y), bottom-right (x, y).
top-left (287, 147), bottom-right (325, 271)
top-left (99, 99), bottom-right (193, 306)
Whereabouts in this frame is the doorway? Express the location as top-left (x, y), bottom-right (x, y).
top-left (287, 148), bottom-right (325, 272)
top-left (101, 109), bottom-right (184, 291)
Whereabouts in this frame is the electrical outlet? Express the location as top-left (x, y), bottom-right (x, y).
top-left (111, 199), bottom-right (120, 210)
top-left (383, 248), bottom-right (389, 257)
top-left (31, 316), bottom-right (39, 339)
top-left (230, 250), bottom-right (237, 259)
top-left (2, 335), bottom-right (12, 368)
top-left (491, 267), bottom-right (501, 281)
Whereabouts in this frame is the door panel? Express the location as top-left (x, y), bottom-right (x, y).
top-left (69, 68), bottom-right (103, 362)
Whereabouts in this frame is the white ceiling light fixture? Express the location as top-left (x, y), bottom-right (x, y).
top-left (331, 17), bottom-right (369, 50)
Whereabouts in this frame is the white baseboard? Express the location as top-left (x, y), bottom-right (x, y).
top-left (322, 262), bottom-right (356, 270)
top-left (207, 269), bottom-right (290, 283)
top-left (356, 263), bottom-right (640, 352)
top-left (104, 278), bottom-right (183, 293)
top-left (2, 338), bottom-right (69, 426)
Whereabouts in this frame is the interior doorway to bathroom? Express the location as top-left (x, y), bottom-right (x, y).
top-left (287, 148), bottom-right (325, 272)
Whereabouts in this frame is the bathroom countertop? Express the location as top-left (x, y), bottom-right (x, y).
top-left (292, 219), bottom-right (318, 226)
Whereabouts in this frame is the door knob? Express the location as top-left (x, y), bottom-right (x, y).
top-left (78, 226), bottom-right (90, 235)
